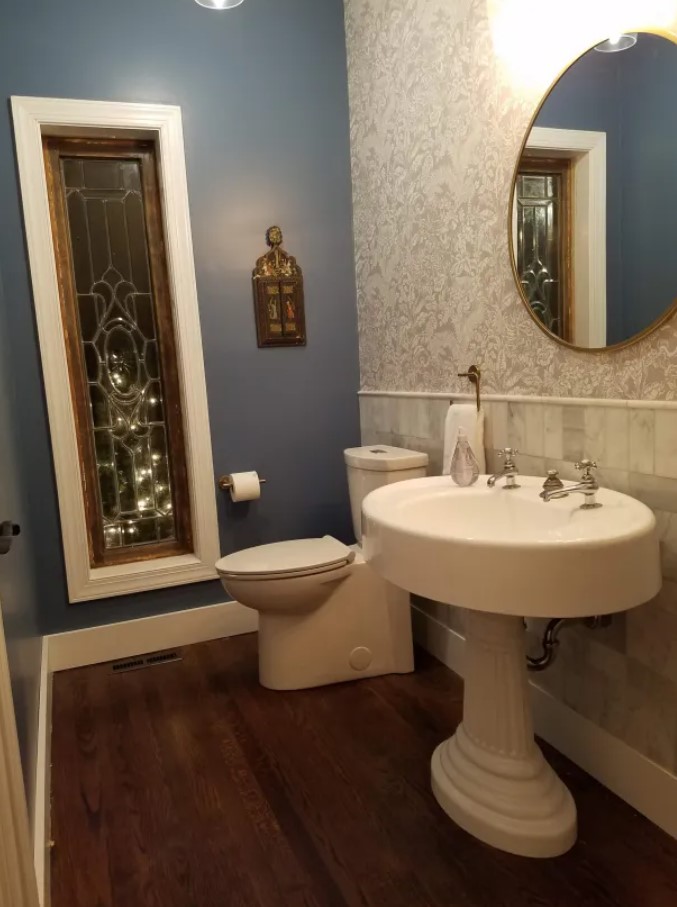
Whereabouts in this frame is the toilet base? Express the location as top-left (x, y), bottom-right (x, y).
top-left (256, 558), bottom-right (414, 690)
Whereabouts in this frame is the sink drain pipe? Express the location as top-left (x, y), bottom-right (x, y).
top-left (526, 615), bottom-right (612, 672)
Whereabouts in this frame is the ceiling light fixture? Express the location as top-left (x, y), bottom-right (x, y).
top-left (594, 32), bottom-right (638, 52)
top-left (194, 0), bottom-right (244, 9)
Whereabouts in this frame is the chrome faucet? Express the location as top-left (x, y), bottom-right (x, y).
top-left (540, 469), bottom-right (565, 499)
top-left (487, 448), bottom-right (520, 489)
top-left (542, 459), bottom-right (602, 509)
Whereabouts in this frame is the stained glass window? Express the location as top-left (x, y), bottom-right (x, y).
top-left (44, 138), bottom-right (192, 567)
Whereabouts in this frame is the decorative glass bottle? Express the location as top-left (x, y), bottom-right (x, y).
top-left (450, 427), bottom-right (480, 487)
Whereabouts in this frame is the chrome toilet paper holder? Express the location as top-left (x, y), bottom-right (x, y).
top-left (218, 475), bottom-right (268, 492)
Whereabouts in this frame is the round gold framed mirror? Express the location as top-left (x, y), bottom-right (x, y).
top-left (509, 30), bottom-right (677, 352)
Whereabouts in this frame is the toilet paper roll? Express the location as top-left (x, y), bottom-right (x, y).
top-left (227, 471), bottom-right (262, 503)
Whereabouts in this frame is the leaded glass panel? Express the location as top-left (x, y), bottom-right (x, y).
top-left (44, 138), bottom-right (191, 567)
top-left (516, 161), bottom-right (571, 341)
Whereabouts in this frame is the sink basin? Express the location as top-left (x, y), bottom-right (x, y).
top-left (362, 475), bottom-right (660, 617)
top-left (361, 474), bottom-right (661, 859)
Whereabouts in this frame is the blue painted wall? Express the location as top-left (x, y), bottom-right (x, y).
top-left (536, 34), bottom-right (677, 345)
top-left (0, 0), bottom-right (360, 634)
top-left (618, 36), bottom-right (677, 339)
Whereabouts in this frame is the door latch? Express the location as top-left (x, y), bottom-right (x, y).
top-left (0, 522), bottom-right (20, 555)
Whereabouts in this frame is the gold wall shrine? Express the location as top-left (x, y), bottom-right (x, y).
top-left (252, 226), bottom-right (306, 347)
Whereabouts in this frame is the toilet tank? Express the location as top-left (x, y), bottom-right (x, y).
top-left (344, 445), bottom-right (429, 543)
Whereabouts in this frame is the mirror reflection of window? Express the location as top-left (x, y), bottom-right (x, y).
top-left (516, 158), bottom-right (572, 342)
top-left (511, 32), bottom-right (677, 351)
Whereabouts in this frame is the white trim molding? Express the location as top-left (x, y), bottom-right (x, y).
top-left (412, 604), bottom-right (677, 842)
top-left (526, 126), bottom-right (607, 348)
top-left (359, 389), bottom-right (677, 411)
top-left (47, 599), bottom-right (258, 673)
top-left (0, 615), bottom-right (40, 907)
top-left (33, 641), bottom-right (51, 907)
top-left (11, 96), bottom-right (220, 602)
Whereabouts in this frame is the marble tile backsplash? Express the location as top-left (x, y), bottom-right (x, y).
top-left (360, 393), bottom-right (677, 774)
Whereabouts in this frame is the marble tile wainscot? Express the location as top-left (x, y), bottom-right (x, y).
top-left (359, 391), bottom-right (677, 777)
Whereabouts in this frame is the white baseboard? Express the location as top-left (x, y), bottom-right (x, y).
top-left (412, 604), bottom-right (677, 842)
top-left (47, 600), bottom-right (258, 673)
top-left (33, 638), bottom-right (51, 907)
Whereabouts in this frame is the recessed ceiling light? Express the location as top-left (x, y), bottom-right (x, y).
top-left (594, 33), bottom-right (638, 53)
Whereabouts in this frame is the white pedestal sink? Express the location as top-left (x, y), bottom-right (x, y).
top-left (362, 475), bottom-right (661, 858)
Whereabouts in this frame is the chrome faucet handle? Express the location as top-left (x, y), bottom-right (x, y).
top-left (575, 459), bottom-right (598, 480)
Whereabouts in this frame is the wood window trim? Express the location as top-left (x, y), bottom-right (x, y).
top-left (43, 137), bottom-right (193, 569)
top-left (12, 97), bottom-right (220, 602)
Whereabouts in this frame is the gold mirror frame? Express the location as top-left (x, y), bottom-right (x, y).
top-left (508, 27), bottom-right (677, 353)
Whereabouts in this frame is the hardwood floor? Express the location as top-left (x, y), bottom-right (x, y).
top-left (51, 634), bottom-right (677, 907)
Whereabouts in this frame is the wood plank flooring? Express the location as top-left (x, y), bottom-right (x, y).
top-left (51, 634), bottom-right (677, 907)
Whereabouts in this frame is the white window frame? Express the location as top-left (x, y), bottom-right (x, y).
top-left (11, 96), bottom-right (220, 602)
top-left (0, 607), bottom-right (40, 907)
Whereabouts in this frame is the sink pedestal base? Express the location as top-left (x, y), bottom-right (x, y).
top-left (431, 611), bottom-right (577, 857)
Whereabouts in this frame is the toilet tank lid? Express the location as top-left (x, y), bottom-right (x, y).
top-left (344, 445), bottom-right (429, 471)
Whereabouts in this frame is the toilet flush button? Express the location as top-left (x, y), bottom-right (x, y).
top-left (349, 647), bottom-right (373, 671)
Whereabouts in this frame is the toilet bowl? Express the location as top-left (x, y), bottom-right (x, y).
top-left (216, 446), bottom-right (429, 690)
top-left (217, 536), bottom-right (356, 614)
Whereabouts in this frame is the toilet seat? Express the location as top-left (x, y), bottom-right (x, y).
top-left (216, 535), bottom-right (355, 581)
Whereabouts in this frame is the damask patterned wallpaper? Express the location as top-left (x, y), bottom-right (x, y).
top-left (344, 0), bottom-right (677, 400)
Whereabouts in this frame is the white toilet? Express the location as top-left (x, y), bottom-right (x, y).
top-left (216, 446), bottom-right (429, 690)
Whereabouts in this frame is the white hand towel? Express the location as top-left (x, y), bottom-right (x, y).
top-left (442, 404), bottom-right (486, 475)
